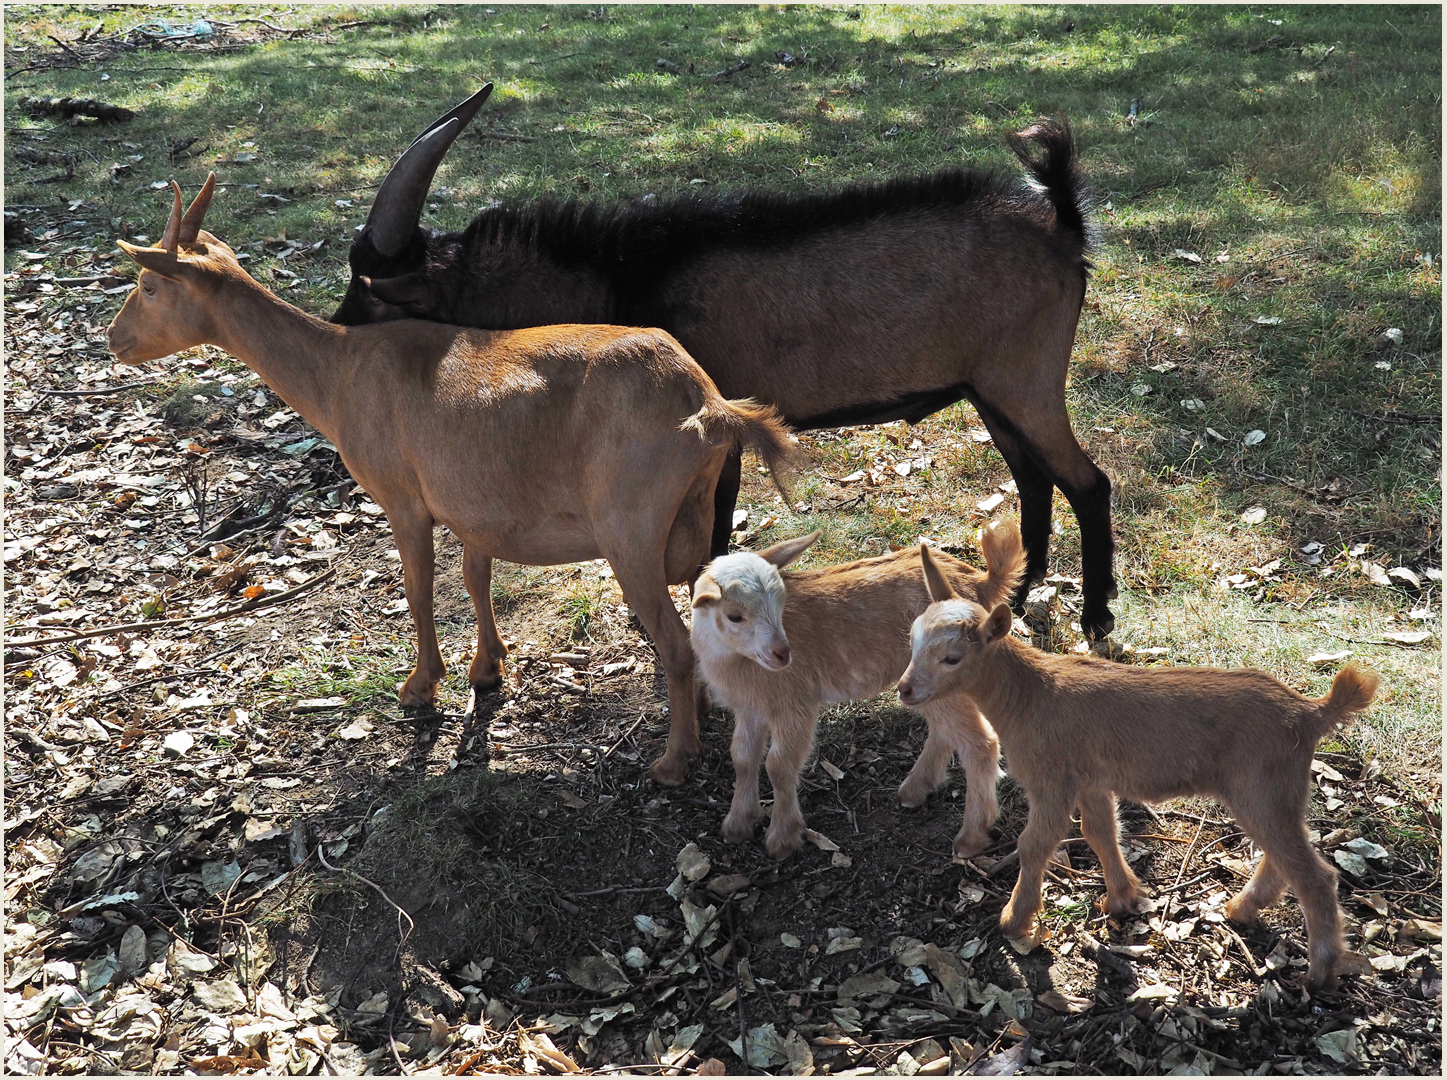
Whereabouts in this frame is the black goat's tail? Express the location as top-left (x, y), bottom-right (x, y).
top-left (1006, 117), bottom-right (1090, 249)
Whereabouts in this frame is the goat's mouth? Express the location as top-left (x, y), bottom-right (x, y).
top-left (755, 651), bottom-right (791, 672)
top-left (897, 685), bottom-right (929, 706)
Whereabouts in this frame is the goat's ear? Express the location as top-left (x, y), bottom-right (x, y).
top-left (920, 544), bottom-right (955, 603)
top-left (362, 272), bottom-right (429, 307)
top-left (691, 575), bottom-right (722, 607)
top-left (758, 530), bottom-right (819, 569)
top-left (979, 602), bottom-right (1014, 646)
top-left (118, 240), bottom-right (185, 281)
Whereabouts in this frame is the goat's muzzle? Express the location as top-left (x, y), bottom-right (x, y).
top-left (757, 644), bottom-right (791, 670)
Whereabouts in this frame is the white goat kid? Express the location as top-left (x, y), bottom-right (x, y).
top-left (691, 522), bottom-right (1024, 859)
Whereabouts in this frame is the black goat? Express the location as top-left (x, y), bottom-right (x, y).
top-left (331, 84), bottom-right (1118, 637)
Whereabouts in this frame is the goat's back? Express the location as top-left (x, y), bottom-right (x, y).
top-left (989, 643), bottom-right (1355, 807)
top-left (335, 322), bottom-right (737, 568)
top-left (708, 547), bottom-right (996, 715)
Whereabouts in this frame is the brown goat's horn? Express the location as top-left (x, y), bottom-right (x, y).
top-left (365, 82), bottom-right (492, 257)
top-left (160, 181), bottom-right (185, 251)
top-left (177, 172), bottom-right (217, 245)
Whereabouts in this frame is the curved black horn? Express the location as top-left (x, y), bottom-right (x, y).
top-left (411, 82), bottom-right (494, 149)
top-left (364, 83), bottom-right (493, 258)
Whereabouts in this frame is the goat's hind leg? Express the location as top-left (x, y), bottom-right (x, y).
top-left (1232, 800), bottom-right (1365, 991)
top-left (461, 545), bottom-right (507, 695)
top-left (608, 552), bottom-right (702, 786)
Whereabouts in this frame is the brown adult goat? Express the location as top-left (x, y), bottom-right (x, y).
top-left (106, 174), bottom-right (793, 786)
top-left (331, 85), bottom-right (1118, 638)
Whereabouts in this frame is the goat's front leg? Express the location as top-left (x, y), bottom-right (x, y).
top-left (1077, 787), bottom-right (1146, 919)
top-left (461, 545), bottom-right (506, 694)
top-left (1000, 787), bottom-right (1074, 943)
top-left (898, 714), bottom-right (955, 808)
top-left (610, 559), bottom-right (702, 786)
top-left (390, 510), bottom-right (444, 708)
top-left (763, 708), bottom-right (816, 860)
top-left (949, 706), bottom-right (1001, 859)
top-left (909, 701), bottom-right (1001, 858)
top-left (721, 710), bottom-right (769, 843)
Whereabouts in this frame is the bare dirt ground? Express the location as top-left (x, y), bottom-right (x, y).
top-left (4, 322), bottom-right (1440, 1074)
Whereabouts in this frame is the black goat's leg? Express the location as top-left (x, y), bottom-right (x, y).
top-left (969, 390), bottom-right (1116, 639)
top-left (1055, 466), bottom-right (1117, 638)
top-left (974, 403), bottom-right (1054, 600)
top-left (708, 447), bottom-right (743, 561)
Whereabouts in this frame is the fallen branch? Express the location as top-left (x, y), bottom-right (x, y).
top-left (39, 380), bottom-right (160, 397)
top-left (21, 95), bottom-right (134, 123)
top-left (5, 566), bottom-right (335, 648)
top-left (1352, 410), bottom-right (1442, 426)
top-left (474, 131), bottom-right (539, 143)
top-left (316, 841), bottom-right (415, 968)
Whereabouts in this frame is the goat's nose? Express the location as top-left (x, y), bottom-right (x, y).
top-left (898, 681), bottom-right (915, 703)
top-left (771, 645), bottom-right (791, 667)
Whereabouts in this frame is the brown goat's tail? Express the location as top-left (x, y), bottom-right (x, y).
top-left (1308, 664), bottom-right (1380, 742)
top-left (1005, 117), bottom-right (1091, 252)
top-left (689, 396), bottom-right (797, 501)
top-left (978, 518), bottom-right (1027, 610)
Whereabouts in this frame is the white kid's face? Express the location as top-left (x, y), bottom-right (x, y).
top-left (692, 554), bottom-right (792, 670)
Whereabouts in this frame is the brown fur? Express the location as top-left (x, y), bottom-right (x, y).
top-left (106, 174), bottom-right (793, 786)
top-left (899, 539), bottom-right (1379, 991)
top-left (691, 521), bottom-right (1024, 859)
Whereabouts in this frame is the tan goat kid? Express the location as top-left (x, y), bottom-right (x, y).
top-left (690, 521), bottom-right (1024, 860)
top-left (107, 174), bottom-right (792, 785)
top-left (898, 541), bottom-right (1378, 991)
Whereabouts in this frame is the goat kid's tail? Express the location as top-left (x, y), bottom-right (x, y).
top-left (688, 396), bottom-right (797, 501)
top-left (978, 517), bottom-right (1027, 610)
top-left (1308, 664), bottom-right (1380, 741)
top-left (1006, 117), bottom-right (1090, 250)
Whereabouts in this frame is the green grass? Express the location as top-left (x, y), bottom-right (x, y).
top-left (6, 5), bottom-right (1438, 774)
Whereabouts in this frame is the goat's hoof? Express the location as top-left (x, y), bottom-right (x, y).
top-left (1081, 610), bottom-right (1115, 641)
top-left (397, 678), bottom-right (439, 708)
top-left (952, 834), bottom-right (989, 860)
top-left (1223, 896), bottom-right (1261, 925)
top-left (999, 920), bottom-right (1040, 950)
top-left (648, 753), bottom-right (692, 787)
top-left (1104, 893), bottom-right (1151, 920)
top-left (897, 781), bottom-right (932, 808)
top-left (720, 814), bottom-right (759, 844)
top-left (764, 826), bottom-right (803, 861)
top-left (468, 667), bottom-right (505, 694)
top-left (1300, 951), bottom-right (1369, 993)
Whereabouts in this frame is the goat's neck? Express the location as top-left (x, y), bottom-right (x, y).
top-left (206, 273), bottom-right (348, 440)
top-left (956, 637), bottom-right (1047, 740)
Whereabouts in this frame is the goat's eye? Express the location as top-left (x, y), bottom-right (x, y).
top-left (726, 613), bottom-right (745, 624)
top-left (942, 656), bottom-right (961, 666)
top-left (142, 284), bottom-right (155, 296)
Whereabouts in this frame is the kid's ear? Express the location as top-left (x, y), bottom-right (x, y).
top-left (980, 602), bottom-right (1014, 645)
top-left (919, 544), bottom-right (955, 603)
top-left (758, 530), bottom-right (819, 569)
top-left (118, 240), bottom-right (186, 280)
top-left (691, 576), bottom-right (722, 607)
